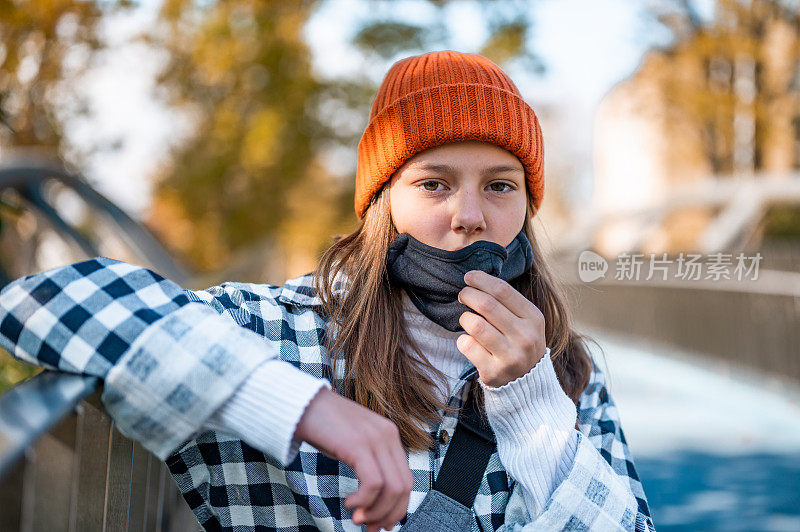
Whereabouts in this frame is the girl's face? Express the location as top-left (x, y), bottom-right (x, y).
top-left (388, 140), bottom-right (528, 251)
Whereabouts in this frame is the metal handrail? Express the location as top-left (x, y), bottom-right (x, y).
top-left (0, 372), bottom-right (99, 479)
top-left (0, 156), bottom-right (190, 287)
top-left (0, 371), bottom-right (199, 531)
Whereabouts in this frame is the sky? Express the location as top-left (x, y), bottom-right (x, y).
top-left (67, 0), bottom-right (677, 218)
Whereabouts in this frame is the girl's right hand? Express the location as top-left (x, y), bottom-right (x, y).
top-left (294, 387), bottom-right (414, 532)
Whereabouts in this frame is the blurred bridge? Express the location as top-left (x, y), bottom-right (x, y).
top-left (543, 171), bottom-right (800, 531)
top-left (554, 172), bottom-right (800, 259)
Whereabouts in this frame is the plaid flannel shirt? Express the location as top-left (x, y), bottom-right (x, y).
top-left (0, 257), bottom-right (655, 531)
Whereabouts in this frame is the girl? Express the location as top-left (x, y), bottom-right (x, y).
top-left (0, 50), bottom-right (654, 531)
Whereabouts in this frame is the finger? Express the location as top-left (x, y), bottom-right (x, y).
top-left (345, 446), bottom-right (385, 523)
top-left (364, 465), bottom-right (409, 531)
top-left (459, 285), bottom-right (518, 336)
top-left (464, 270), bottom-right (537, 318)
top-left (358, 435), bottom-right (409, 527)
top-left (379, 437), bottom-right (413, 529)
top-left (361, 434), bottom-right (412, 531)
top-left (456, 328), bottom-right (495, 370)
top-left (361, 440), bottom-right (409, 532)
top-left (459, 310), bottom-right (506, 355)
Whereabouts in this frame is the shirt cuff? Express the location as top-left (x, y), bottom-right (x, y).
top-left (101, 303), bottom-right (275, 460)
top-left (204, 359), bottom-right (332, 466)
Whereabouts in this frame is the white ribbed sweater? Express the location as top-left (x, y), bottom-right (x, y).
top-left (204, 290), bottom-right (579, 518)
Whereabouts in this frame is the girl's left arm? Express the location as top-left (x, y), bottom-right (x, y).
top-left (483, 350), bottom-right (655, 532)
top-left (457, 270), bottom-right (654, 530)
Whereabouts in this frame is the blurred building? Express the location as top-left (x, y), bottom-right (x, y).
top-left (591, 4), bottom-right (800, 259)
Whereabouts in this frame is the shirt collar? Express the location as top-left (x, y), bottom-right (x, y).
top-left (277, 272), bottom-right (325, 307)
top-left (277, 270), bottom-right (351, 308)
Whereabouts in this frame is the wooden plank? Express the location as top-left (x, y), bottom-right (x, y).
top-left (143, 453), bottom-right (161, 531)
top-left (0, 458), bottom-right (25, 530)
top-left (72, 396), bottom-right (112, 532)
top-left (103, 424), bottom-right (133, 531)
top-left (127, 441), bottom-right (149, 531)
top-left (30, 413), bottom-right (77, 532)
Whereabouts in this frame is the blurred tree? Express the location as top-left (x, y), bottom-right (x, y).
top-left (643, 0), bottom-right (800, 243)
top-left (648, 0), bottom-right (800, 176)
top-left (0, 0), bottom-right (133, 391)
top-left (145, 0), bottom-right (544, 276)
top-left (0, 0), bottom-right (132, 160)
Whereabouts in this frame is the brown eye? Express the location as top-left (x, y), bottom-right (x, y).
top-left (420, 181), bottom-right (441, 192)
top-left (489, 182), bottom-right (513, 193)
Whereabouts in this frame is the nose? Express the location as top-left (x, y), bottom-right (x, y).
top-left (450, 188), bottom-right (486, 235)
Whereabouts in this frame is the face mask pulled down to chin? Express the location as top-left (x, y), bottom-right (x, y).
top-left (385, 230), bottom-right (534, 332)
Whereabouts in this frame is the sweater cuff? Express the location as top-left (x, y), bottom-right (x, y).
top-left (204, 359), bottom-right (331, 466)
top-left (479, 347), bottom-right (577, 434)
top-left (478, 347), bottom-right (579, 514)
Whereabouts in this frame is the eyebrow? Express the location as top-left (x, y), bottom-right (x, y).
top-left (413, 163), bottom-right (524, 176)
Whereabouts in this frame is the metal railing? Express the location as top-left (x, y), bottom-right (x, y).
top-left (0, 152), bottom-right (189, 287)
top-left (561, 266), bottom-right (800, 385)
top-left (551, 172), bottom-right (800, 258)
top-left (0, 153), bottom-right (199, 530)
top-left (0, 371), bottom-right (199, 531)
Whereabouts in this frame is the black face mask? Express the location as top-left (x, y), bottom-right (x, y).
top-left (386, 229), bottom-right (534, 332)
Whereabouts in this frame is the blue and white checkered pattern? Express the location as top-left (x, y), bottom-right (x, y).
top-left (0, 257), bottom-right (655, 531)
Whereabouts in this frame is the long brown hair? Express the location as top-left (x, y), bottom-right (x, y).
top-left (314, 182), bottom-right (596, 452)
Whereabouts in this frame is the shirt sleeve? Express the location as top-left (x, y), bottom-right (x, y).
top-left (0, 256), bottom-right (317, 462)
top-left (485, 350), bottom-right (656, 531)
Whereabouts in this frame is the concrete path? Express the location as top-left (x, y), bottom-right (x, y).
top-left (581, 326), bottom-right (800, 532)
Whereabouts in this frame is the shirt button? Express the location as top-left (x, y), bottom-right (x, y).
top-left (438, 430), bottom-right (450, 445)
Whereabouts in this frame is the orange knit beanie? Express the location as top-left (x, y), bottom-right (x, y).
top-left (354, 50), bottom-right (544, 220)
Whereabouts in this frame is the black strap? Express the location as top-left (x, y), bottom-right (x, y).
top-left (433, 381), bottom-right (496, 508)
